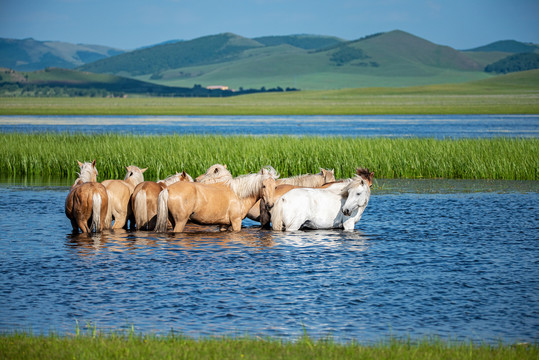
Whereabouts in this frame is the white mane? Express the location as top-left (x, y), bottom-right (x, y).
top-left (158, 172), bottom-right (193, 186)
top-left (224, 172), bottom-right (274, 199)
top-left (77, 162), bottom-right (97, 183)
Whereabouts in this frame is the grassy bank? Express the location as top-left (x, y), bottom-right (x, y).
top-left (1, 70), bottom-right (538, 115)
top-left (1, 331), bottom-right (537, 360)
top-left (1, 92), bottom-right (538, 115)
top-left (0, 134), bottom-right (537, 180)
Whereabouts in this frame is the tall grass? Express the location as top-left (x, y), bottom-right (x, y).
top-left (1, 330), bottom-right (537, 360)
top-left (0, 133), bottom-right (537, 181)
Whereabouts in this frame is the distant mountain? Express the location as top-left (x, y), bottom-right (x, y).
top-left (465, 40), bottom-right (539, 53)
top-left (79, 33), bottom-right (264, 76)
top-left (0, 38), bottom-right (125, 71)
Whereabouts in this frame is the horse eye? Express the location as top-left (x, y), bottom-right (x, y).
top-left (214, 168), bottom-right (219, 173)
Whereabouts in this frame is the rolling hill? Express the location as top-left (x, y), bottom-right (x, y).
top-left (0, 38), bottom-right (125, 71)
top-left (2, 31), bottom-right (538, 91)
top-left (127, 30), bottom-right (498, 90)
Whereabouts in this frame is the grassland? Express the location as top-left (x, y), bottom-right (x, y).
top-left (1, 133), bottom-right (537, 181)
top-left (1, 330), bottom-right (537, 360)
top-left (1, 70), bottom-right (538, 115)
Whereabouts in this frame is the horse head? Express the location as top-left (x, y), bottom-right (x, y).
top-left (260, 177), bottom-right (277, 210)
top-left (320, 168), bottom-right (336, 183)
top-left (341, 175), bottom-right (371, 216)
top-left (124, 165), bottom-right (147, 185)
top-left (195, 164), bottom-right (232, 184)
top-left (180, 170), bottom-right (194, 182)
top-left (77, 159), bottom-right (98, 183)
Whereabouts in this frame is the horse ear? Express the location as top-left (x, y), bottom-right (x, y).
top-left (92, 159), bottom-right (96, 167)
top-left (141, 167), bottom-right (148, 173)
top-left (224, 164), bottom-right (227, 169)
top-left (77, 160), bottom-right (83, 167)
top-left (182, 170), bottom-right (187, 176)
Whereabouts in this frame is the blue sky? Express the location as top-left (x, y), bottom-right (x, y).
top-left (1, 0), bottom-right (537, 50)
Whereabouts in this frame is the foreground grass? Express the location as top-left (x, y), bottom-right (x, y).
top-left (1, 331), bottom-right (537, 360)
top-left (1, 134), bottom-right (537, 181)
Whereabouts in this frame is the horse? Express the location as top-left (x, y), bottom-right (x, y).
top-left (155, 165), bottom-right (278, 232)
top-left (276, 168), bottom-right (335, 186)
top-left (270, 168), bottom-right (374, 231)
top-left (247, 168), bottom-right (336, 223)
top-left (131, 170), bottom-right (193, 230)
top-left (65, 160), bottom-right (110, 233)
top-left (101, 165), bottom-right (147, 230)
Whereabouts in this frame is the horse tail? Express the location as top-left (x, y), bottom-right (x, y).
top-left (155, 188), bottom-right (169, 232)
top-left (91, 192), bottom-right (102, 232)
top-left (133, 190), bottom-right (148, 230)
top-left (103, 189), bottom-right (113, 229)
top-left (271, 199), bottom-right (285, 231)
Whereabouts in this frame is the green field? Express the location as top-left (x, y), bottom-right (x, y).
top-left (1, 330), bottom-right (536, 360)
top-left (1, 70), bottom-right (538, 115)
top-left (1, 134), bottom-right (537, 181)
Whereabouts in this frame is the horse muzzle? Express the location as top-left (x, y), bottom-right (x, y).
top-left (342, 208), bottom-right (352, 216)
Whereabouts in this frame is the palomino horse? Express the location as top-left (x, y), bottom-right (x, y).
top-left (65, 160), bottom-right (110, 233)
top-left (131, 171), bottom-right (193, 230)
top-left (270, 168), bottom-right (374, 231)
top-left (102, 165), bottom-right (147, 230)
top-left (155, 165), bottom-right (278, 232)
top-left (247, 168), bottom-right (336, 223)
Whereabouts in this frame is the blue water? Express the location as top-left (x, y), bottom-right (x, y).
top-left (1, 114), bottom-right (538, 137)
top-left (0, 180), bottom-right (537, 343)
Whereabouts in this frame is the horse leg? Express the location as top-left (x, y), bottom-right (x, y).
top-left (172, 217), bottom-right (188, 232)
top-left (230, 217), bottom-right (242, 232)
top-left (112, 210), bottom-right (127, 229)
top-left (70, 218), bottom-right (80, 233)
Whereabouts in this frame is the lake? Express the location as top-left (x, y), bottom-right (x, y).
top-left (1, 114), bottom-right (538, 137)
top-left (0, 115), bottom-right (538, 344)
top-left (0, 179), bottom-right (537, 343)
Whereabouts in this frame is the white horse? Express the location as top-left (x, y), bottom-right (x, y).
top-left (270, 169), bottom-right (374, 231)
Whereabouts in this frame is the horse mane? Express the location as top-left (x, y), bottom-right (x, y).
top-left (159, 171), bottom-right (193, 186)
top-left (224, 172), bottom-right (277, 199)
top-left (340, 176), bottom-right (369, 197)
top-left (77, 161), bottom-right (97, 183)
top-left (356, 167), bottom-right (374, 186)
top-left (197, 164), bottom-right (233, 184)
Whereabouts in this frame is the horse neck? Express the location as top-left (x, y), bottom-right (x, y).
top-left (226, 173), bottom-right (268, 200)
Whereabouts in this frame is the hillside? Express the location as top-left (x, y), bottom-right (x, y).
top-left (0, 67), bottom-right (240, 97)
top-left (138, 30), bottom-right (493, 90)
top-left (0, 38), bottom-right (125, 71)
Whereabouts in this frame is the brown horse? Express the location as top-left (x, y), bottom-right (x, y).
top-left (65, 160), bottom-right (110, 233)
top-left (131, 171), bottom-right (193, 230)
top-left (247, 168), bottom-right (336, 223)
top-left (155, 165), bottom-right (278, 232)
top-left (102, 165), bottom-right (147, 230)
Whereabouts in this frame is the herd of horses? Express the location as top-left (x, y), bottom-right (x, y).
top-left (65, 160), bottom-right (374, 234)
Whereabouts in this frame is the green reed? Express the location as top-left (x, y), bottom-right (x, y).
top-left (1, 330), bottom-right (537, 360)
top-left (0, 133), bottom-right (537, 181)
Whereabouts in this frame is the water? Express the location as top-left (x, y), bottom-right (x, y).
top-left (1, 114), bottom-right (538, 137)
top-left (0, 180), bottom-right (537, 343)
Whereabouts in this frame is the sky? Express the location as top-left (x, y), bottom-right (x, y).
top-left (1, 0), bottom-right (538, 50)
